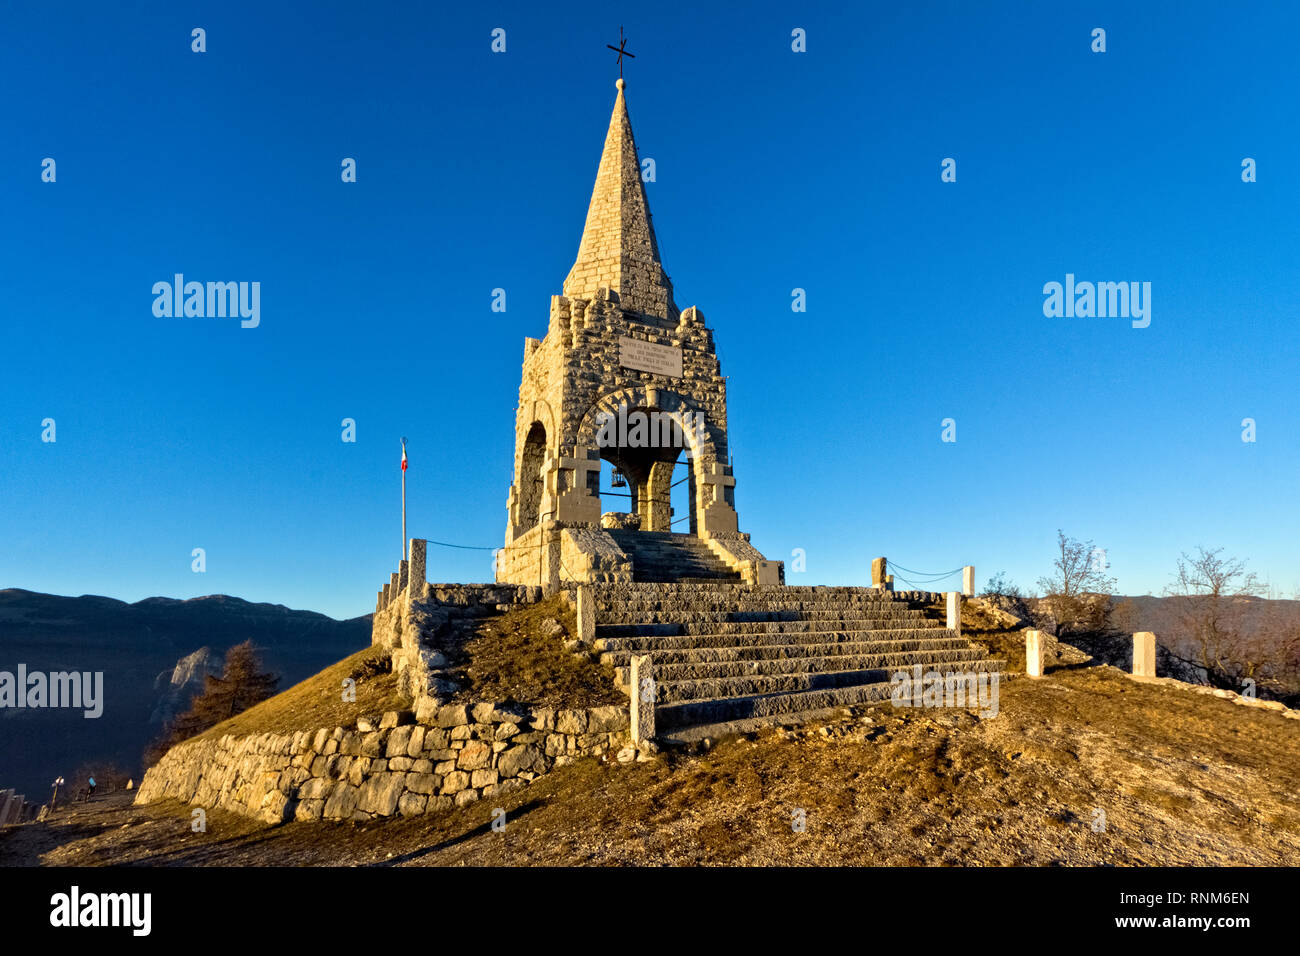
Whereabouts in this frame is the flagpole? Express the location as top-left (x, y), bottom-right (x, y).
top-left (401, 437), bottom-right (408, 562)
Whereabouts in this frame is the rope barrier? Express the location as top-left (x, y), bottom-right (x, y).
top-left (426, 539), bottom-right (498, 551)
top-left (887, 562), bottom-right (963, 580)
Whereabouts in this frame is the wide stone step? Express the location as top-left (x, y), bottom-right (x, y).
top-left (615, 647), bottom-right (989, 687)
top-left (595, 600), bottom-right (925, 616)
top-left (651, 658), bottom-right (1002, 704)
top-left (654, 661), bottom-right (1005, 730)
top-left (595, 626), bottom-right (959, 654)
top-left (596, 613), bottom-right (932, 631)
top-left (593, 596), bottom-right (909, 612)
top-left (599, 636), bottom-right (975, 669)
top-left (596, 617), bottom-right (944, 638)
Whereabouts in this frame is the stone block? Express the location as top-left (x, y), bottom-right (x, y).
top-left (872, 557), bottom-right (887, 587)
top-left (398, 792), bottom-right (427, 816)
top-left (946, 591), bottom-right (961, 635)
top-left (356, 773), bottom-right (404, 816)
top-left (556, 709), bottom-right (588, 735)
top-left (577, 586), bottom-right (596, 643)
top-left (406, 725), bottom-right (426, 757)
top-left (441, 770), bottom-right (470, 794)
top-left (435, 704), bottom-right (472, 727)
top-left (1025, 630), bottom-right (1045, 679)
top-left (1133, 631), bottom-right (1157, 678)
top-left (386, 726), bottom-right (413, 758)
top-left (630, 654), bottom-right (655, 744)
top-left (457, 741), bottom-right (492, 771)
top-left (498, 744), bottom-right (542, 778)
top-left (962, 565), bottom-right (975, 597)
top-left (409, 538), bottom-right (426, 597)
top-left (405, 772), bottom-right (441, 795)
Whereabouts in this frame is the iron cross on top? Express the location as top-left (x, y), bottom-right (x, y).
top-left (606, 27), bottom-right (635, 79)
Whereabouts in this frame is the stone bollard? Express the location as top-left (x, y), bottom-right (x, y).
top-left (962, 566), bottom-right (975, 597)
top-left (872, 557), bottom-right (887, 588)
top-left (382, 582), bottom-right (391, 608)
top-left (1025, 629), bottom-right (1045, 678)
top-left (389, 571), bottom-right (400, 601)
top-left (408, 539), bottom-right (427, 604)
top-left (630, 654), bottom-right (655, 744)
top-left (576, 586), bottom-right (596, 644)
top-left (376, 589), bottom-right (385, 613)
top-left (1133, 631), bottom-right (1156, 678)
top-left (946, 591), bottom-right (961, 636)
top-left (398, 559), bottom-right (409, 593)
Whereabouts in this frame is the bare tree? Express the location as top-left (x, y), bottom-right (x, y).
top-left (1160, 547), bottom-right (1298, 697)
top-left (1035, 530), bottom-right (1117, 637)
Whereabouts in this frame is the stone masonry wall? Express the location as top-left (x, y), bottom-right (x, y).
top-left (135, 702), bottom-right (629, 824)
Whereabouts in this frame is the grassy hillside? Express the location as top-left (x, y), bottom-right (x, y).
top-left (10, 658), bottom-right (1299, 866)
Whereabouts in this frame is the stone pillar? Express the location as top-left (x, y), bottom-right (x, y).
top-left (0, 790), bottom-right (14, 826)
top-left (398, 559), bottom-right (409, 594)
top-left (382, 583), bottom-right (391, 608)
top-left (1133, 632), bottom-right (1156, 678)
top-left (630, 654), bottom-right (655, 744)
top-left (409, 539), bottom-right (427, 602)
top-left (376, 590), bottom-right (384, 613)
top-left (686, 459), bottom-right (697, 535)
top-left (576, 586), bottom-right (596, 644)
top-left (540, 525), bottom-right (561, 596)
top-left (962, 566), bottom-right (975, 597)
top-left (1025, 629), bottom-right (1045, 679)
top-left (872, 557), bottom-right (887, 588)
top-left (946, 591), bottom-right (961, 636)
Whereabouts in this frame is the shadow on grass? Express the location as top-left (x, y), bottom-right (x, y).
top-left (365, 798), bottom-right (549, 866)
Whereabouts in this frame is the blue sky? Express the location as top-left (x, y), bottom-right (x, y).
top-left (2, 1), bottom-right (1297, 618)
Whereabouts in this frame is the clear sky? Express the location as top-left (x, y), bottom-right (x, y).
top-left (3, 1), bottom-right (1297, 619)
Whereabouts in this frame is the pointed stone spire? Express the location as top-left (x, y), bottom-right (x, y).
top-left (563, 79), bottom-right (677, 321)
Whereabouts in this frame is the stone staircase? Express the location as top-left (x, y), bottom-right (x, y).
top-left (590, 583), bottom-right (1004, 743)
top-left (604, 530), bottom-right (742, 583)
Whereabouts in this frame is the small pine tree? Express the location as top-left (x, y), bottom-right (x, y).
top-left (144, 640), bottom-right (279, 765)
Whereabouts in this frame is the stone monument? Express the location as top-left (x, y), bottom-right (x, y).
top-left (494, 78), bottom-right (781, 589)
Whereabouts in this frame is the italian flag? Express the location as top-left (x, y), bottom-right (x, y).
top-left (401, 446), bottom-right (408, 471)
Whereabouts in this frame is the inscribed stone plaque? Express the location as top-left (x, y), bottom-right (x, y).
top-left (619, 336), bottom-right (682, 378)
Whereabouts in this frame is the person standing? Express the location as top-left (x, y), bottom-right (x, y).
top-left (87, 776), bottom-right (96, 799)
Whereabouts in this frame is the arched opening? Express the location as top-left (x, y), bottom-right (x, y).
top-left (518, 422), bottom-right (547, 531)
top-left (593, 410), bottom-right (700, 533)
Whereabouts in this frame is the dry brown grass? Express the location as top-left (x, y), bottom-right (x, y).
top-left (188, 645), bottom-right (406, 743)
top-left (450, 595), bottom-right (624, 708)
top-left (17, 663), bottom-right (1297, 867)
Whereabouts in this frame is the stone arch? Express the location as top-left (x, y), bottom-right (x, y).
top-left (576, 386), bottom-right (723, 533)
top-left (576, 385), bottom-right (721, 464)
top-left (516, 421), bottom-right (547, 532)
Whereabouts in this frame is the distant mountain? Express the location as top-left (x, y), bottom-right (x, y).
top-left (0, 589), bottom-right (370, 800)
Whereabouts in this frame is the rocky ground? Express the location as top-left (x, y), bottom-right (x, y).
top-left (4, 664), bottom-right (1297, 866)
